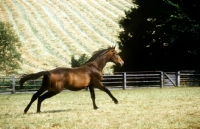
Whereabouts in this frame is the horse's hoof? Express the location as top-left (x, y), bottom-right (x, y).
top-left (114, 101), bottom-right (118, 104)
top-left (24, 110), bottom-right (27, 114)
top-left (94, 107), bottom-right (99, 110)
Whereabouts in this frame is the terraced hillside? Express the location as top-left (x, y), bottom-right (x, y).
top-left (0, 0), bottom-right (134, 74)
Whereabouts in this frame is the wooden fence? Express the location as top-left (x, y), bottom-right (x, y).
top-left (0, 70), bottom-right (200, 93)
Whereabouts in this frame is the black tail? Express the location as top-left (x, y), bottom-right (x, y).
top-left (19, 71), bottom-right (50, 89)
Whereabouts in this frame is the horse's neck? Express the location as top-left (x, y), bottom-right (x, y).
top-left (92, 55), bottom-right (110, 71)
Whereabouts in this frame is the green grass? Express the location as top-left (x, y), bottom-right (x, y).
top-left (0, 87), bottom-right (200, 129)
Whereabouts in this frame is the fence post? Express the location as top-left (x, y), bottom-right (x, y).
top-left (160, 72), bottom-right (164, 88)
top-left (176, 71), bottom-right (180, 87)
top-left (123, 72), bottom-right (126, 90)
top-left (12, 76), bottom-right (15, 94)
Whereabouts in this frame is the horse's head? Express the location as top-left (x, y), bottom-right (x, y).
top-left (85, 46), bottom-right (124, 68)
top-left (108, 47), bottom-right (124, 67)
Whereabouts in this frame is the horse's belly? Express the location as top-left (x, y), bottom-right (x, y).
top-left (65, 85), bottom-right (87, 91)
top-left (64, 75), bottom-right (90, 90)
top-left (65, 83), bottom-right (88, 91)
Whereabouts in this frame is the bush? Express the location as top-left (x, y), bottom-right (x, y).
top-left (71, 54), bottom-right (89, 67)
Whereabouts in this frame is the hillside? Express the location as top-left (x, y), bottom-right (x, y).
top-left (0, 0), bottom-right (134, 74)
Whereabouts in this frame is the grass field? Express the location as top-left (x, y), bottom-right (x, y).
top-left (0, 87), bottom-right (200, 129)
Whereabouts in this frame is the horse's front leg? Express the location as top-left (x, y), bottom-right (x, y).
top-left (94, 79), bottom-right (118, 104)
top-left (88, 85), bottom-right (98, 109)
top-left (99, 86), bottom-right (118, 104)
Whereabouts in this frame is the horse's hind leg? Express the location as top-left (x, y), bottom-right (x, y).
top-left (37, 91), bottom-right (58, 113)
top-left (24, 89), bottom-right (45, 114)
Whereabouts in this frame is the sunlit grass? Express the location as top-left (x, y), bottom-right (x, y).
top-left (0, 87), bottom-right (200, 129)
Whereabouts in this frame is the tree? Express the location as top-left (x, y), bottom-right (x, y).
top-left (115, 0), bottom-right (200, 71)
top-left (0, 21), bottom-right (21, 74)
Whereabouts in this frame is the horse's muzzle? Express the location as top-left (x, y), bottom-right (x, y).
top-left (119, 61), bottom-right (124, 67)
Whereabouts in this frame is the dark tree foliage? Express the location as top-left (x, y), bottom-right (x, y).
top-left (71, 54), bottom-right (89, 67)
top-left (115, 0), bottom-right (200, 71)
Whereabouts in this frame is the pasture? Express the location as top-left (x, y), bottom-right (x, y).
top-left (0, 87), bottom-right (200, 129)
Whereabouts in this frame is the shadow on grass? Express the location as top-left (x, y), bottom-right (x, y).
top-left (42, 109), bottom-right (71, 113)
top-left (26, 109), bottom-right (72, 115)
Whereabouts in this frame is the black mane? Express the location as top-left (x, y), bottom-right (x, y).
top-left (85, 46), bottom-right (114, 63)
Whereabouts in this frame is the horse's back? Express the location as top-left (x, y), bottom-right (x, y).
top-left (49, 67), bottom-right (91, 91)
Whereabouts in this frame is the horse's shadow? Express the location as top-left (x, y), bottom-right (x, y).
top-left (42, 109), bottom-right (70, 113)
top-left (27, 109), bottom-right (72, 114)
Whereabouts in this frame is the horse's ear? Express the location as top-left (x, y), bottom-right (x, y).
top-left (112, 45), bottom-right (116, 49)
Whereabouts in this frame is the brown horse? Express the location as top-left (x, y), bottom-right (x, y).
top-left (20, 46), bottom-right (124, 114)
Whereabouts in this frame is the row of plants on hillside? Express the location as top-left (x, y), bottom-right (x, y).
top-left (22, 0), bottom-right (93, 58)
top-left (25, 2), bottom-right (73, 59)
top-left (4, 0), bottom-right (80, 71)
top-left (68, 0), bottom-right (118, 45)
top-left (16, 0), bottom-right (78, 69)
top-left (12, 0), bottom-right (69, 65)
top-left (41, 1), bottom-right (86, 52)
top-left (1, 0), bottom-right (132, 73)
top-left (3, 2), bottom-right (50, 70)
top-left (58, 0), bottom-right (111, 49)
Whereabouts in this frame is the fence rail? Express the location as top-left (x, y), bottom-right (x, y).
top-left (1, 70), bottom-right (200, 93)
